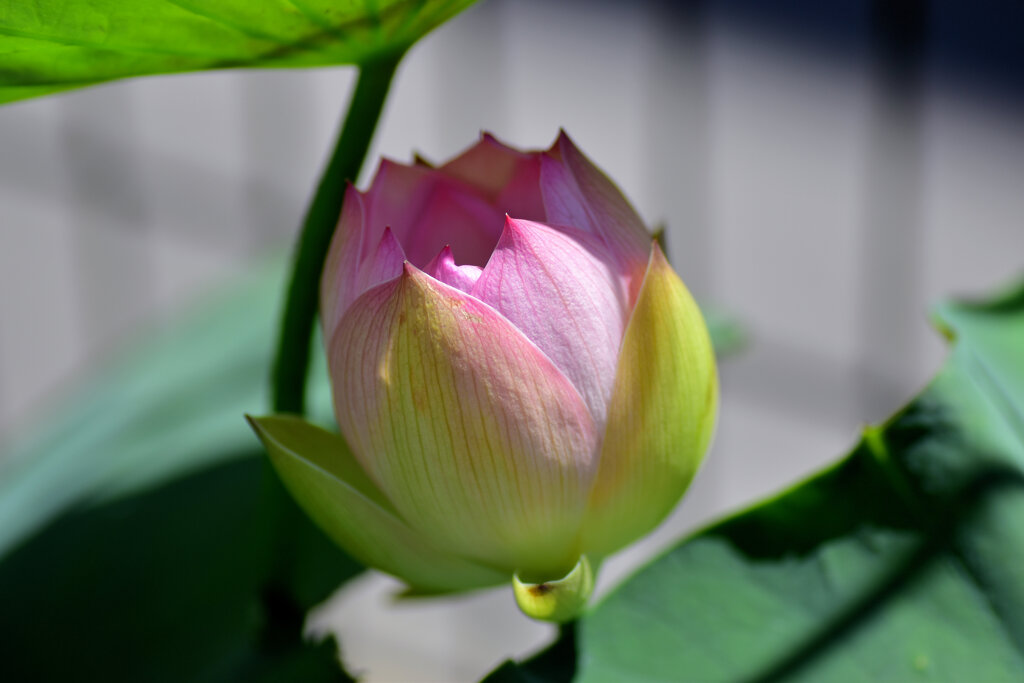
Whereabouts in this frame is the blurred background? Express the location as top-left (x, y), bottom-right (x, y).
top-left (1, 0), bottom-right (1023, 680)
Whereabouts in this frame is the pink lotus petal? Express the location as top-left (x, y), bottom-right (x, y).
top-left (423, 245), bottom-right (482, 293)
top-left (328, 263), bottom-right (599, 576)
top-left (540, 131), bottom-right (651, 304)
top-left (355, 227), bottom-right (406, 295)
top-left (496, 157), bottom-right (546, 223)
top-left (400, 183), bottom-right (504, 268)
top-left (320, 184), bottom-right (366, 342)
top-left (472, 217), bottom-right (626, 428)
top-left (363, 159), bottom-right (435, 260)
top-left (440, 133), bottom-right (546, 221)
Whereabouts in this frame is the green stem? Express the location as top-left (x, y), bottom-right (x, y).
top-left (271, 55), bottom-right (401, 414)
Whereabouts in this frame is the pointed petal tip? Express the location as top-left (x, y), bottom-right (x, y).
top-left (496, 215), bottom-right (534, 248)
top-left (247, 413), bottom-right (279, 438)
top-left (400, 260), bottom-right (435, 292)
top-left (422, 245), bottom-right (449, 271)
top-left (341, 181), bottom-right (364, 208)
top-left (369, 156), bottom-right (393, 182)
top-left (546, 128), bottom-right (575, 159)
top-left (649, 238), bottom-right (669, 266)
top-left (501, 214), bottom-right (534, 232)
top-left (424, 245), bottom-right (483, 292)
top-left (373, 225), bottom-right (404, 258)
top-left (370, 157), bottom-right (419, 191)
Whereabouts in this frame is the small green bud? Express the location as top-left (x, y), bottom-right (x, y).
top-left (513, 555), bottom-right (594, 623)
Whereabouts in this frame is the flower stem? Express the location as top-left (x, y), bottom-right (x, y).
top-left (271, 55), bottom-right (401, 415)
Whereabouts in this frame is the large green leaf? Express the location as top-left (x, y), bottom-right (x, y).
top-left (0, 255), bottom-right (356, 681)
top-left (0, 0), bottom-right (476, 105)
top-left (0, 457), bottom-right (360, 681)
top-left (487, 277), bottom-right (1024, 682)
top-left (0, 255), bottom-right (328, 556)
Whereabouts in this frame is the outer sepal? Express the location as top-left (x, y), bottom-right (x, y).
top-left (581, 243), bottom-right (718, 558)
top-left (513, 555), bottom-right (594, 623)
top-left (247, 414), bottom-right (507, 593)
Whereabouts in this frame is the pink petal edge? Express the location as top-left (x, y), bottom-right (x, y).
top-left (472, 216), bottom-right (627, 428)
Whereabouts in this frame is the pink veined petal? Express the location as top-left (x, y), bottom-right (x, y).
top-left (328, 263), bottom-right (600, 577)
top-left (401, 183), bottom-right (504, 268)
top-left (320, 184), bottom-right (366, 342)
top-left (423, 245), bottom-right (482, 293)
top-left (363, 158), bottom-right (504, 269)
top-left (471, 217), bottom-right (627, 428)
top-left (355, 227), bottom-right (406, 295)
top-left (540, 131), bottom-right (651, 305)
top-left (440, 133), bottom-right (546, 221)
top-left (497, 156), bottom-right (546, 223)
top-left (362, 159), bottom-right (436, 261)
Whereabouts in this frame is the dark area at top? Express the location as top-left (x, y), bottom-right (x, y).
top-left (607, 0), bottom-right (1024, 107)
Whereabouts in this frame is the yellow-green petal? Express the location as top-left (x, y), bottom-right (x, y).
top-left (581, 243), bottom-right (718, 558)
top-left (328, 264), bottom-right (599, 578)
top-left (247, 414), bottom-right (508, 593)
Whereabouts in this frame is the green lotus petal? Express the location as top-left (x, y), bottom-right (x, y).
top-left (247, 414), bottom-right (507, 593)
top-left (581, 243), bottom-right (718, 558)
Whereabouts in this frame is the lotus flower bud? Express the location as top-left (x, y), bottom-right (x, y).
top-left (249, 132), bottom-right (717, 622)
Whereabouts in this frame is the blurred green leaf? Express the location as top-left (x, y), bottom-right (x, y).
top-left (0, 457), bottom-right (358, 681)
top-left (0, 254), bottom-right (354, 681)
top-left (0, 0), bottom-right (477, 105)
top-left (702, 306), bottom-right (748, 358)
top-left (486, 277), bottom-right (1024, 682)
top-left (0, 255), bottom-right (330, 556)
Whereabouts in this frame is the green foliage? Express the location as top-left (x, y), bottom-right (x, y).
top-left (0, 457), bottom-right (359, 681)
top-left (273, 57), bottom-right (397, 415)
top-left (486, 277), bottom-right (1024, 682)
top-left (0, 0), bottom-right (476, 104)
top-left (0, 257), bottom-right (355, 681)
top-left (0, 257), bottom-right (317, 556)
